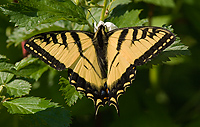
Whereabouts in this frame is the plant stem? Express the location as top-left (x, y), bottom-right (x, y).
top-left (148, 4), bottom-right (154, 26)
top-left (100, 0), bottom-right (108, 21)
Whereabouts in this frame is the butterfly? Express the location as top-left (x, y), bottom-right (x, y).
top-left (24, 21), bottom-right (176, 115)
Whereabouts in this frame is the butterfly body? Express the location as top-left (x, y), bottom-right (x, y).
top-left (25, 24), bottom-right (176, 115)
top-left (92, 25), bottom-right (108, 79)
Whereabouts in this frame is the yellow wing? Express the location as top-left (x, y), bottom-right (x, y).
top-left (24, 31), bottom-right (105, 92)
top-left (106, 26), bottom-right (176, 107)
top-left (24, 26), bottom-right (176, 116)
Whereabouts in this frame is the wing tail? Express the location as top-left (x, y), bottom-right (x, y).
top-left (108, 65), bottom-right (137, 114)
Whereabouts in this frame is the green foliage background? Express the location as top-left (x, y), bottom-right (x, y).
top-left (0, 0), bottom-right (199, 127)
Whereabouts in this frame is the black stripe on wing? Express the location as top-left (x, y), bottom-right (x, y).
top-left (25, 31), bottom-right (94, 71)
top-left (68, 68), bottom-right (109, 116)
top-left (134, 28), bottom-right (176, 66)
top-left (24, 38), bottom-right (66, 70)
top-left (107, 64), bottom-right (137, 115)
top-left (116, 29), bottom-right (128, 51)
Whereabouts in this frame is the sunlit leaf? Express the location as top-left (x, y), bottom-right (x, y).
top-left (13, 58), bottom-right (49, 81)
top-left (146, 26), bottom-right (190, 67)
top-left (0, 72), bottom-right (14, 84)
top-left (59, 77), bottom-right (83, 107)
top-left (110, 9), bottom-right (148, 28)
top-left (5, 79), bottom-right (31, 97)
top-left (3, 97), bottom-right (59, 114)
top-left (7, 20), bottom-right (72, 47)
top-left (14, 57), bottom-right (38, 70)
top-left (0, 62), bottom-right (15, 72)
top-left (0, 0), bottom-right (87, 30)
top-left (0, 54), bottom-right (9, 62)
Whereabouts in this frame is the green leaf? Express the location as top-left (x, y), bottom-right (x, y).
top-left (110, 0), bottom-right (132, 10)
top-left (0, 61), bottom-right (15, 72)
top-left (13, 59), bottom-right (49, 81)
top-left (0, 56), bottom-right (48, 80)
top-left (110, 9), bottom-right (148, 28)
top-left (24, 107), bottom-right (71, 127)
top-left (0, 54), bottom-right (9, 62)
top-left (135, 0), bottom-right (175, 8)
top-left (0, 85), bottom-right (3, 93)
top-left (29, 66), bottom-right (49, 81)
top-left (14, 57), bottom-right (38, 70)
top-left (59, 77), bottom-right (83, 107)
top-left (0, 57), bottom-right (14, 72)
top-left (0, 54), bottom-right (6, 59)
top-left (7, 20), bottom-right (73, 47)
top-left (146, 26), bottom-right (190, 66)
top-left (0, 72), bottom-right (14, 84)
top-left (3, 97), bottom-right (59, 114)
top-left (151, 15), bottom-right (172, 27)
top-left (5, 79), bottom-right (31, 97)
top-left (0, 0), bottom-right (87, 30)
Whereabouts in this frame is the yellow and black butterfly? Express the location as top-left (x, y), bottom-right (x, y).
top-left (24, 23), bottom-right (176, 115)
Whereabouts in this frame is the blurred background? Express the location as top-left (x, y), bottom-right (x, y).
top-left (0, 0), bottom-right (200, 127)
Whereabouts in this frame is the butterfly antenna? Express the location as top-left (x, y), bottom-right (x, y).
top-left (88, 10), bottom-right (98, 23)
top-left (88, 10), bottom-right (98, 32)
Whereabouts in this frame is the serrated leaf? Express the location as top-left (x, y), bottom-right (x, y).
top-left (59, 77), bottom-right (83, 107)
top-left (7, 20), bottom-right (72, 47)
top-left (135, 0), bottom-right (175, 8)
top-left (110, 9), bottom-right (148, 28)
top-left (0, 61), bottom-right (15, 71)
top-left (110, 0), bottom-right (131, 10)
top-left (13, 59), bottom-right (49, 81)
top-left (15, 64), bottom-right (49, 81)
top-left (3, 97), bottom-right (59, 114)
top-left (146, 33), bottom-right (190, 67)
top-left (0, 56), bottom-right (48, 80)
top-left (0, 0), bottom-right (88, 30)
top-left (24, 107), bottom-right (71, 127)
top-left (0, 72), bottom-right (14, 84)
top-left (5, 79), bottom-right (31, 97)
top-left (14, 57), bottom-right (38, 70)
